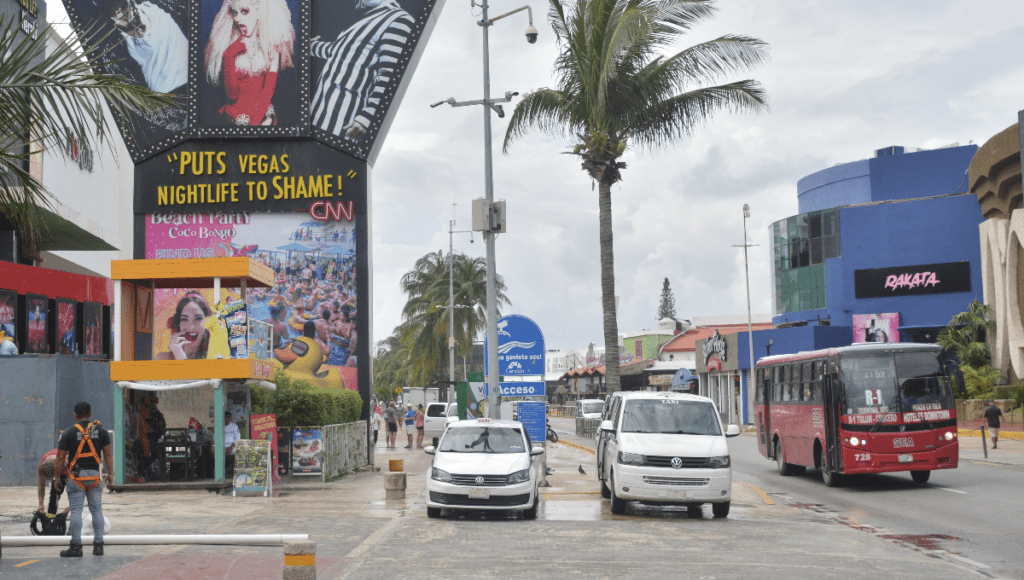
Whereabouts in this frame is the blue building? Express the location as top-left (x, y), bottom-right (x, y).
top-left (727, 144), bottom-right (984, 424)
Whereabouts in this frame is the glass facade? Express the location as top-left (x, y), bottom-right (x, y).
top-left (771, 209), bottom-right (841, 315)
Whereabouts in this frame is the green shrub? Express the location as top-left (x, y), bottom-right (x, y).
top-left (250, 369), bottom-right (364, 427)
top-left (961, 365), bottom-right (1001, 400)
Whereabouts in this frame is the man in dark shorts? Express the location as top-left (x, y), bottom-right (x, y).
top-left (55, 402), bottom-right (113, 557)
top-left (983, 399), bottom-right (1003, 449)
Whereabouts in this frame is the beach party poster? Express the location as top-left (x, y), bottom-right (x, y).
top-left (145, 212), bottom-right (357, 391)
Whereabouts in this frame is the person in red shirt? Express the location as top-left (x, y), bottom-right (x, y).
top-left (204, 0), bottom-right (295, 126)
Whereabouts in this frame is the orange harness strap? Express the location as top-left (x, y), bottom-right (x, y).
top-left (68, 423), bottom-right (102, 492)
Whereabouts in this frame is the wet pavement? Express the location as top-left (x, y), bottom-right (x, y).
top-left (0, 417), bottom-right (1017, 579)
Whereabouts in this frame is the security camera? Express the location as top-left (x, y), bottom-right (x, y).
top-left (430, 100), bottom-right (446, 108)
top-left (495, 104), bottom-right (505, 118)
top-left (504, 91), bottom-right (519, 100)
top-left (525, 25), bottom-right (538, 44)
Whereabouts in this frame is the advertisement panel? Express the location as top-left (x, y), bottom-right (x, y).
top-left (25, 293), bottom-right (48, 353)
top-left (56, 298), bottom-right (77, 354)
top-left (853, 262), bottom-right (971, 299)
top-left (291, 428), bottom-right (323, 474)
top-left (60, 0), bottom-right (189, 161)
top-left (852, 313), bottom-right (900, 344)
top-left (83, 301), bottom-right (104, 356)
top-left (250, 413), bottom-right (280, 484)
top-left (232, 439), bottom-right (272, 495)
top-left (145, 211), bottom-right (358, 391)
top-left (0, 289), bottom-right (15, 345)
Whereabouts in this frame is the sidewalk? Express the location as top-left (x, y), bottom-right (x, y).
top-left (955, 429), bottom-right (1024, 466)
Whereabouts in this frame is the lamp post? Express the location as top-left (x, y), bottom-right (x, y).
top-left (440, 218), bottom-right (473, 403)
top-left (431, 2), bottom-right (536, 419)
top-left (739, 204), bottom-right (757, 425)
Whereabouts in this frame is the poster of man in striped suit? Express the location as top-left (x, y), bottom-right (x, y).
top-left (310, 0), bottom-right (417, 148)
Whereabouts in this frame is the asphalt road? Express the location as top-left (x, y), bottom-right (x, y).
top-left (729, 432), bottom-right (1024, 580)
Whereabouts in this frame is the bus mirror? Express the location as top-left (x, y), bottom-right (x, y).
top-left (953, 369), bottom-right (966, 397)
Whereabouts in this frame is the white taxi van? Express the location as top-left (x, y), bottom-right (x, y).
top-left (596, 392), bottom-right (740, 517)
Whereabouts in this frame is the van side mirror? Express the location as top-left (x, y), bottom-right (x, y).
top-left (600, 420), bottom-right (614, 432)
top-left (725, 425), bottom-right (741, 438)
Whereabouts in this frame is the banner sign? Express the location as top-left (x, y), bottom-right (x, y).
top-left (853, 261), bottom-right (971, 299)
top-left (292, 428), bottom-right (323, 475)
top-left (485, 315), bottom-right (545, 377)
top-left (250, 413), bottom-right (280, 484)
top-left (499, 381), bottom-right (544, 397)
top-left (232, 439), bottom-right (272, 496)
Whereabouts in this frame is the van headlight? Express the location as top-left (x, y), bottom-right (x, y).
top-left (708, 456), bottom-right (731, 468)
top-left (431, 468), bottom-right (452, 482)
top-left (617, 452), bottom-right (644, 465)
top-left (507, 469), bottom-right (531, 484)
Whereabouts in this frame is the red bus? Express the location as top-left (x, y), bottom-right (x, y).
top-left (754, 343), bottom-right (962, 486)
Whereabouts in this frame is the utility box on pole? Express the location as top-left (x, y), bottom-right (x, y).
top-left (472, 198), bottom-right (507, 233)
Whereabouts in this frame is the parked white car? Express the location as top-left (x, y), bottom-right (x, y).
top-left (423, 402), bottom-right (449, 446)
top-left (576, 399), bottom-right (604, 420)
top-left (425, 418), bottom-right (544, 519)
top-left (596, 392), bottom-right (740, 517)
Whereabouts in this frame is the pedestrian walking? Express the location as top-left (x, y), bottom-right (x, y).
top-left (383, 402), bottom-right (398, 448)
top-left (372, 404), bottom-right (381, 446)
top-left (54, 402), bottom-right (113, 557)
top-left (404, 406), bottom-right (415, 448)
top-left (414, 404), bottom-right (425, 448)
top-left (984, 399), bottom-right (1003, 449)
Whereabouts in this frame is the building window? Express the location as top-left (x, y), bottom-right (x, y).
top-left (771, 209), bottom-right (840, 315)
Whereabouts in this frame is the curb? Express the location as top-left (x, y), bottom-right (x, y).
top-left (555, 440), bottom-right (595, 454)
top-left (957, 428), bottom-right (1024, 442)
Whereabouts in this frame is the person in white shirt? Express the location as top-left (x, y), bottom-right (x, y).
top-left (224, 411), bottom-right (241, 480)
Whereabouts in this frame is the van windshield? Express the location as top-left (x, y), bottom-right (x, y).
top-left (621, 400), bottom-right (722, 436)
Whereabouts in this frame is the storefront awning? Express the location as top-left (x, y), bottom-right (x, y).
top-left (116, 379), bottom-right (276, 391)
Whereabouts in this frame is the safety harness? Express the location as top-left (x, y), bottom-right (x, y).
top-left (68, 422), bottom-right (102, 492)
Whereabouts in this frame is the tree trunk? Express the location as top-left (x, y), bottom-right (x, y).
top-left (598, 177), bottom-right (620, 392)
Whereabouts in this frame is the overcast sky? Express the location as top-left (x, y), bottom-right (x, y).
top-left (46, 0), bottom-right (1024, 353)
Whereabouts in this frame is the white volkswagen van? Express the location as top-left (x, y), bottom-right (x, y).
top-left (596, 392), bottom-right (740, 517)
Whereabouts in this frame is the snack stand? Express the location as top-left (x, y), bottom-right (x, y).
top-left (109, 257), bottom-right (276, 491)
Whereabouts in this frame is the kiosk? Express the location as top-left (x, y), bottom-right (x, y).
top-left (109, 257), bottom-right (275, 491)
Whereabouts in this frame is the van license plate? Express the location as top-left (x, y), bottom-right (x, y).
top-left (468, 488), bottom-right (490, 499)
top-left (898, 454), bottom-right (913, 463)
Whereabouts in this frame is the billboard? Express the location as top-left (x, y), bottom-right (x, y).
top-left (61, 0), bottom-right (441, 163)
top-left (852, 313), bottom-right (900, 344)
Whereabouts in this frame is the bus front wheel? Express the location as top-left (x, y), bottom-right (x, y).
top-left (821, 467), bottom-right (843, 487)
top-left (910, 470), bottom-right (930, 484)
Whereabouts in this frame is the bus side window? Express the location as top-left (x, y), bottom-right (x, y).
top-left (812, 361), bottom-right (823, 402)
top-left (782, 365), bottom-right (792, 401)
top-left (756, 368), bottom-right (765, 404)
top-left (772, 367), bottom-right (782, 402)
top-left (802, 362), bottom-right (812, 402)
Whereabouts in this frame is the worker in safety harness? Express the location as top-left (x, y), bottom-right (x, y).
top-left (54, 402), bottom-right (113, 558)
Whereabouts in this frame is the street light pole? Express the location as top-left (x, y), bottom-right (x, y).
top-left (742, 204), bottom-right (755, 426)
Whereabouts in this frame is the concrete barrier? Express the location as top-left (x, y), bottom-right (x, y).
top-left (385, 472), bottom-right (406, 500)
top-left (283, 539), bottom-right (316, 580)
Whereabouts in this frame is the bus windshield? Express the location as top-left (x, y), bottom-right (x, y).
top-left (839, 351), bottom-right (955, 416)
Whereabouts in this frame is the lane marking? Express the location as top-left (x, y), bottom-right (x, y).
top-left (935, 550), bottom-right (992, 569)
top-left (744, 483), bottom-right (775, 505)
top-left (14, 560), bottom-right (39, 568)
top-left (928, 485), bottom-right (967, 495)
top-left (970, 461), bottom-right (1003, 467)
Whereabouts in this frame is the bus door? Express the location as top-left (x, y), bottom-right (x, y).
top-left (756, 367), bottom-right (770, 457)
top-left (822, 364), bottom-right (843, 473)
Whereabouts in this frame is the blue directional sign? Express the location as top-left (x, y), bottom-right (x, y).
top-left (485, 315), bottom-right (545, 376)
top-left (499, 381), bottom-right (545, 397)
top-left (517, 401), bottom-right (546, 444)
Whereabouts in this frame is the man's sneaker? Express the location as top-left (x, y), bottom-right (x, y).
top-left (93, 542), bottom-right (104, 556)
top-left (60, 542), bottom-right (83, 557)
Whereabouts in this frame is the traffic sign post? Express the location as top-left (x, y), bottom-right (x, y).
top-left (517, 401), bottom-right (548, 487)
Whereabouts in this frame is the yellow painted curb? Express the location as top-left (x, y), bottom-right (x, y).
top-left (556, 440), bottom-right (596, 454)
top-left (744, 483), bottom-right (775, 506)
top-left (14, 560), bottom-right (39, 568)
top-left (958, 428), bottom-right (1024, 441)
top-left (284, 554), bottom-right (316, 567)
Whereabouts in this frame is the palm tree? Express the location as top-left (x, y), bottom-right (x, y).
top-left (503, 0), bottom-right (768, 391)
top-left (937, 300), bottom-right (996, 369)
top-left (396, 250), bottom-right (509, 386)
top-left (0, 16), bottom-right (175, 252)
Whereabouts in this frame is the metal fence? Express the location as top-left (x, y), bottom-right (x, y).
top-left (548, 405), bottom-right (574, 418)
top-left (576, 418), bottom-right (601, 439)
top-left (956, 399), bottom-right (1021, 427)
top-left (321, 420), bottom-right (368, 481)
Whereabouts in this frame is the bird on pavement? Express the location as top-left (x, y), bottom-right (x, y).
top-left (578, 465), bottom-right (586, 475)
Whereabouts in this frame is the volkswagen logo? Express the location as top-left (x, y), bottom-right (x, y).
top-left (670, 457), bottom-right (683, 469)
top-left (475, 476), bottom-right (485, 485)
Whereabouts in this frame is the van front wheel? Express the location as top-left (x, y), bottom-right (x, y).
top-left (609, 472), bottom-right (626, 515)
top-left (712, 501), bottom-right (730, 518)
